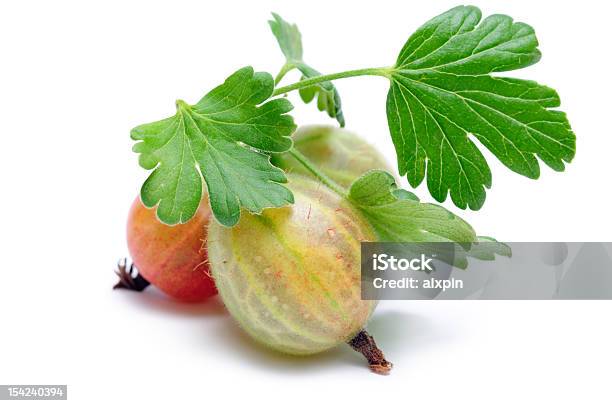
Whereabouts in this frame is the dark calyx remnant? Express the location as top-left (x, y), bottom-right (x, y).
top-left (113, 258), bottom-right (150, 291)
top-left (348, 330), bottom-right (393, 375)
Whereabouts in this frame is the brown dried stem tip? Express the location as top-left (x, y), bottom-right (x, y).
top-left (348, 330), bottom-right (393, 375)
top-left (113, 258), bottom-right (150, 292)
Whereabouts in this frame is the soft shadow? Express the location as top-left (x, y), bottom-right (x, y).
top-left (116, 287), bottom-right (227, 318)
top-left (366, 309), bottom-right (443, 360)
top-left (208, 309), bottom-right (442, 374)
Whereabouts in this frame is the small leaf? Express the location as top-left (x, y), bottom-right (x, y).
top-left (467, 236), bottom-right (512, 260)
top-left (268, 12), bottom-right (303, 62)
top-left (392, 188), bottom-right (419, 202)
top-left (131, 66), bottom-right (296, 227)
top-left (386, 5), bottom-right (575, 210)
top-left (298, 73), bottom-right (345, 127)
top-left (348, 170), bottom-right (476, 245)
top-left (269, 13), bottom-right (345, 126)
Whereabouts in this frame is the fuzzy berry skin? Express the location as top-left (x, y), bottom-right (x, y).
top-left (126, 196), bottom-right (217, 302)
top-left (272, 125), bottom-right (396, 187)
top-left (208, 176), bottom-right (377, 355)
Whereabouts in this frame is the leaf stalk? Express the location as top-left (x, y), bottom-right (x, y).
top-left (272, 67), bottom-right (392, 96)
top-left (274, 62), bottom-right (295, 84)
top-left (288, 148), bottom-right (347, 198)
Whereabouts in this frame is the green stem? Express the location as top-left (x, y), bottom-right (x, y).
top-left (275, 62), bottom-right (295, 85)
top-left (272, 67), bottom-right (392, 96)
top-left (288, 148), bottom-right (347, 198)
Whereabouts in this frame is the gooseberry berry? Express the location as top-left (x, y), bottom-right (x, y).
top-left (207, 175), bottom-right (391, 372)
top-left (123, 196), bottom-right (217, 302)
top-left (272, 125), bottom-right (396, 187)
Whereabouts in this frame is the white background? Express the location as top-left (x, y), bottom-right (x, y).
top-left (1, 0), bottom-right (611, 404)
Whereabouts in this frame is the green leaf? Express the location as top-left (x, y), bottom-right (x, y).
top-left (348, 171), bottom-right (511, 268)
top-left (269, 13), bottom-right (345, 126)
top-left (298, 72), bottom-right (345, 127)
top-left (386, 5), bottom-right (575, 210)
top-left (131, 66), bottom-right (296, 227)
top-left (268, 12), bottom-right (303, 62)
top-left (392, 188), bottom-right (419, 202)
top-left (467, 236), bottom-right (512, 260)
top-left (348, 170), bottom-right (477, 245)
